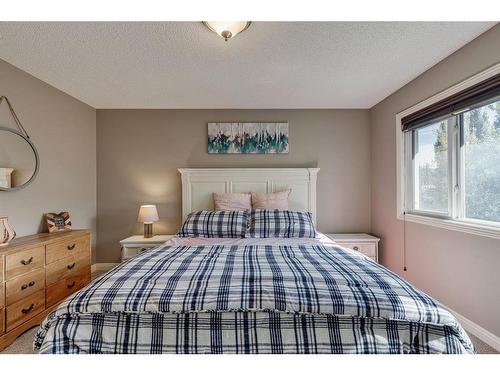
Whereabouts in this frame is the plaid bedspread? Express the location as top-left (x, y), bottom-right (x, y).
top-left (34, 243), bottom-right (475, 354)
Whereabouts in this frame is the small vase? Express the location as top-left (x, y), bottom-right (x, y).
top-left (0, 217), bottom-right (16, 246)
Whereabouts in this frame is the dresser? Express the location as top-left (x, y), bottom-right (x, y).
top-left (0, 230), bottom-right (91, 351)
top-left (120, 235), bottom-right (174, 262)
top-left (325, 233), bottom-right (380, 262)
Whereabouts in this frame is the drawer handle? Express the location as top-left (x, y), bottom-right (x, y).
top-left (21, 304), bottom-right (35, 314)
top-left (20, 257), bottom-right (34, 265)
top-left (353, 246), bottom-right (359, 251)
top-left (67, 281), bottom-right (76, 289)
top-left (67, 244), bottom-right (76, 250)
top-left (67, 262), bottom-right (76, 270)
top-left (21, 281), bottom-right (36, 290)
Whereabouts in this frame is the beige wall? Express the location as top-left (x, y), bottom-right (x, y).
top-left (0, 59), bottom-right (97, 260)
top-left (370, 25), bottom-right (500, 336)
top-left (96, 109), bottom-right (371, 262)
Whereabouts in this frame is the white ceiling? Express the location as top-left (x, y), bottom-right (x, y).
top-left (0, 22), bottom-right (495, 109)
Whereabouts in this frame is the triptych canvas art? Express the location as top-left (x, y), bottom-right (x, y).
top-left (208, 122), bottom-right (289, 154)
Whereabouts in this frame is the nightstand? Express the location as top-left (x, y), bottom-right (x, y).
top-left (325, 233), bottom-right (380, 262)
top-left (119, 235), bottom-right (175, 262)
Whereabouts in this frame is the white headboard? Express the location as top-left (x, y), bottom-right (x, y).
top-left (178, 168), bottom-right (320, 223)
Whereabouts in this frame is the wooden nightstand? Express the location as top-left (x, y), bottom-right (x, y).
top-left (325, 233), bottom-right (380, 263)
top-left (119, 235), bottom-right (174, 262)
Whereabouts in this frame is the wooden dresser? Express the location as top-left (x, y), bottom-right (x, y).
top-left (0, 230), bottom-right (91, 351)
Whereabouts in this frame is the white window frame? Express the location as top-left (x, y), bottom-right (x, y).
top-left (405, 116), bottom-right (456, 219)
top-left (396, 62), bottom-right (500, 240)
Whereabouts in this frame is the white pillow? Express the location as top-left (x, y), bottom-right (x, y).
top-left (251, 189), bottom-right (291, 209)
top-left (213, 192), bottom-right (252, 211)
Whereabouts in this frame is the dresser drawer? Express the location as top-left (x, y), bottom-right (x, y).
top-left (5, 246), bottom-right (45, 280)
top-left (6, 289), bottom-right (45, 331)
top-left (46, 268), bottom-right (91, 308)
top-left (0, 256), bottom-right (4, 281)
top-left (5, 268), bottom-right (45, 305)
top-left (46, 252), bottom-right (90, 286)
top-left (338, 242), bottom-right (377, 257)
top-left (0, 284), bottom-right (4, 309)
top-left (0, 308), bottom-right (4, 334)
top-left (46, 235), bottom-right (90, 264)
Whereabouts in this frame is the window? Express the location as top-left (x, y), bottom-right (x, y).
top-left (411, 118), bottom-right (451, 215)
top-left (462, 101), bottom-right (500, 223)
top-left (404, 96), bottom-right (500, 227)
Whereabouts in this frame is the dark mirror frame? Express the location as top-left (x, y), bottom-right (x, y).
top-left (0, 125), bottom-right (40, 192)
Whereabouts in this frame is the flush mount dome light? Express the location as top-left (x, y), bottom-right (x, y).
top-left (203, 21), bottom-right (251, 41)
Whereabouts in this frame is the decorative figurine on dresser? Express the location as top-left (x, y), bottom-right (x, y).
top-left (0, 229), bottom-right (92, 351)
top-left (0, 217), bottom-right (16, 246)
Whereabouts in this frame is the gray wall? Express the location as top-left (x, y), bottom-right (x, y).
top-left (96, 109), bottom-right (371, 262)
top-left (0, 59), bottom-right (97, 260)
top-left (370, 25), bottom-right (500, 336)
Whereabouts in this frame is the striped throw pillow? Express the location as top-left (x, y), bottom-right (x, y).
top-left (177, 210), bottom-right (249, 238)
top-left (247, 209), bottom-right (317, 238)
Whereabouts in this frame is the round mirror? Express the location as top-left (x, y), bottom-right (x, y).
top-left (0, 126), bottom-right (39, 191)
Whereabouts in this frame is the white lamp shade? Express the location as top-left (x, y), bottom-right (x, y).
top-left (203, 21), bottom-right (251, 40)
top-left (138, 205), bottom-right (159, 223)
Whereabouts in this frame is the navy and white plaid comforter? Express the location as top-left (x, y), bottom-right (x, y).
top-left (34, 243), bottom-right (475, 354)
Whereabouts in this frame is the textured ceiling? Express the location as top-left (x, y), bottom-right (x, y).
top-left (0, 22), bottom-right (495, 109)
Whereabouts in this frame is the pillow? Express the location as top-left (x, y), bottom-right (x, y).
top-left (213, 192), bottom-right (251, 211)
top-left (251, 189), bottom-right (291, 209)
top-left (247, 209), bottom-right (317, 238)
top-left (177, 210), bottom-right (249, 238)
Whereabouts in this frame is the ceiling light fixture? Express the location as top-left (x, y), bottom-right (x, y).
top-left (202, 21), bottom-right (251, 41)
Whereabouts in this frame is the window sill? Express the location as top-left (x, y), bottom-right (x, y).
top-left (397, 213), bottom-right (500, 240)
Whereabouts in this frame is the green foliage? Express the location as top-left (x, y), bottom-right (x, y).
top-left (417, 121), bottom-right (449, 212)
top-left (463, 103), bottom-right (500, 222)
top-left (208, 128), bottom-right (289, 154)
top-left (416, 100), bottom-right (500, 222)
top-left (491, 101), bottom-right (500, 129)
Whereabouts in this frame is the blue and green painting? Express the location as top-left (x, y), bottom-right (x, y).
top-left (208, 122), bottom-right (289, 154)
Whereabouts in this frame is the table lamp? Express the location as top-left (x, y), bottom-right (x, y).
top-left (137, 205), bottom-right (159, 238)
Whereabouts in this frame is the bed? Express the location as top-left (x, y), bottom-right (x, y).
top-left (34, 168), bottom-right (475, 354)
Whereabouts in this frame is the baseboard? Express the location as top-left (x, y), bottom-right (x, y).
top-left (445, 305), bottom-right (500, 352)
top-left (91, 263), bottom-right (119, 273)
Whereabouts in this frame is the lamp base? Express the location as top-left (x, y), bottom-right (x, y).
top-left (144, 223), bottom-right (153, 238)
